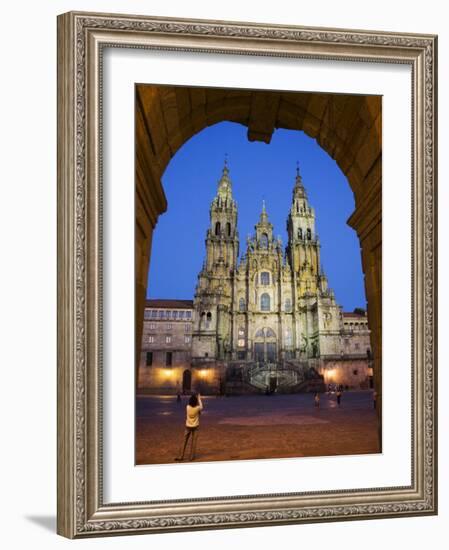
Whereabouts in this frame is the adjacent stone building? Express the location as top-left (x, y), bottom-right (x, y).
top-left (137, 299), bottom-right (194, 394)
top-left (137, 163), bottom-right (374, 395)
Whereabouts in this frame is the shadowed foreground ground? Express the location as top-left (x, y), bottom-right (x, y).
top-left (136, 391), bottom-right (380, 465)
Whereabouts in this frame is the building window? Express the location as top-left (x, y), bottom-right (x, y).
top-left (260, 293), bottom-right (270, 311)
top-left (237, 351), bottom-right (246, 360)
top-left (237, 327), bottom-right (245, 348)
top-left (206, 311), bottom-right (212, 329)
top-left (166, 352), bottom-right (173, 366)
top-left (179, 311), bottom-right (185, 319)
top-left (145, 352), bottom-right (153, 366)
top-left (167, 323), bottom-right (172, 330)
top-left (298, 228), bottom-right (302, 239)
top-left (149, 323), bottom-right (156, 330)
top-left (215, 221), bottom-right (221, 236)
top-left (185, 324), bottom-right (190, 332)
top-left (285, 328), bottom-right (292, 347)
top-left (148, 336), bottom-right (155, 344)
top-left (185, 336), bottom-right (191, 344)
top-left (285, 297), bottom-right (292, 312)
top-left (151, 310), bottom-right (158, 319)
top-left (226, 222), bottom-right (231, 236)
top-left (144, 310), bottom-right (152, 320)
top-left (260, 271), bottom-right (270, 285)
top-left (239, 297), bottom-right (245, 311)
top-left (260, 233), bottom-right (268, 249)
top-left (354, 343), bottom-right (360, 350)
top-left (307, 228), bottom-right (312, 240)
top-left (172, 311), bottom-right (178, 319)
top-left (159, 310), bottom-right (165, 319)
top-left (165, 336), bottom-right (171, 344)
top-left (186, 311), bottom-right (192, 319)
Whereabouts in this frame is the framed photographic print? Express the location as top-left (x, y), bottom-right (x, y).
top-left (57, 11), bottom-right (437, 538)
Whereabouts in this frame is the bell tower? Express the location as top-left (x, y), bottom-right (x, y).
top-left (192, 158), bottom-right (239, 361)
top-left (205, 158), bottom-right (239, 271)
top-left (286, 164), bottom-right (321, 295)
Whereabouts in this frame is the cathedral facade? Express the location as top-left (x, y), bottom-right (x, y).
top-left (190, 162), bottom-right (372, 393)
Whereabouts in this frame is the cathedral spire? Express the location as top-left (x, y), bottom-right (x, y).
top-left (222, 153), bottom-right (229, 176)
top-left (216, 155), bottom-right (234, 203)
top-left (260, 199), bottom-right (269, 224)
top-left (293, 162), bottom-right (307, 200)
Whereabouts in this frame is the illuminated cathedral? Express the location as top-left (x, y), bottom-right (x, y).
top-left (190, 161), bottom-right (369, 392)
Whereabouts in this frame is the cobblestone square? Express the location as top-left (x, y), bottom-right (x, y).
top-left (136, 391), bottom-right (380, 465)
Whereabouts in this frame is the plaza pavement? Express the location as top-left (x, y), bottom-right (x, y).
top-left (135, 391), bottom-right (380, 465)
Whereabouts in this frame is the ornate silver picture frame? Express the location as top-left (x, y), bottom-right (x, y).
top-left (57, 11), bottom-right (437, 538)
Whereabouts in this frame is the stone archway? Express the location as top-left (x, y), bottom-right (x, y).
top-left (135, 84), bottom-right (382, 438)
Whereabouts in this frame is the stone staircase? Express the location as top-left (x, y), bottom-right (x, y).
top-left (224, 360), bottom-right (325, 394)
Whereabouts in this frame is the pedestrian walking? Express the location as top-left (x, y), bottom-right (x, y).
top-left (314, 392), bottom-right (320, 408)
top-left (175, 392), bottom-right (203, 462)
top-left (336, 389), bottom-right (342, 406)
top-left (373, 390), bottom-right (377, 409)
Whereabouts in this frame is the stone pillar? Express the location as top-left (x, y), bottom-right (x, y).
top-left (348, 176), bottom-right (382, 448)
top-left (135, 96), bottom-right (168, 389)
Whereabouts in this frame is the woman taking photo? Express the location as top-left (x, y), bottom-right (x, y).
top-left (175, 392), bottom-right (203, 462)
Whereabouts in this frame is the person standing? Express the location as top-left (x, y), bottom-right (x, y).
top-left (175, 392), bottom-right (203, 462)
top-left (336, 389), bottom-right (342, 406)
top-left (314, 392), bottom-right (320, 408)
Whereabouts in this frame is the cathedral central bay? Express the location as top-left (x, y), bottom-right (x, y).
top-left (138, 163), bottom-right (373, 395)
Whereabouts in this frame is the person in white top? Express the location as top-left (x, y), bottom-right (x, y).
top-left (175, 393), bottom-right (203, 462)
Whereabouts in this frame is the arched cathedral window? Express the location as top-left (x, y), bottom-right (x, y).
top-left (239, 297), bottom-right (245, 311)
top-left (285, 297), bottom-right (292, 312)
top-left (260, 272), bottom-right (270, 285)
top-left (255, 327), bottom-right (276, 338)
top-left (260, 233), bottom-right (268, 249)
top-left (260, 293), bottom-right (270, 311)
top-left (237, 327), bottom-right (245, 348)
top-left (226, 222), bottom-right (231, 236)
top-left (298, 228), bottom-right (302, 239)
top-left (206, 311), bottom-right (212, 329)
top-left (215, 222), bottom-right (221, 236)
top-left (307, 228), bottom-right (312, 240)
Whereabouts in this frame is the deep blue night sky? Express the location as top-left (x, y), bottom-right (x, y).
top-left (146, 121), bottom-right (366, 312)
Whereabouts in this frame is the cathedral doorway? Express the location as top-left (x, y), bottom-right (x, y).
top-left (182, 369), bottom-right (191, 393)
top-left (254, 328), bottom-right (277, 364)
